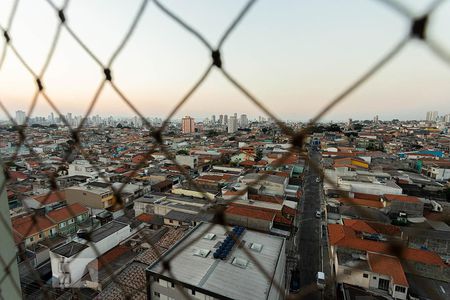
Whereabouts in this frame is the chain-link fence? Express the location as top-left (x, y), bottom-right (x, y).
top-left (1, 0), bottom-right (450, 299)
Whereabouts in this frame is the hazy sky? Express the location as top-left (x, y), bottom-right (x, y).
top-left (0, 0), bottom-right (449, 122)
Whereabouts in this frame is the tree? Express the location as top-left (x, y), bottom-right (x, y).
top-left (116, 123), bottom-right (123, 128)
top-left (176, 149), bottom-right (189, 155)
top-left (255, 148), bottom-right (263, 162)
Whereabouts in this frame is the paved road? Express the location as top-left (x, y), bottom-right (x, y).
top-left (297, 150), bottom-right (322, 299)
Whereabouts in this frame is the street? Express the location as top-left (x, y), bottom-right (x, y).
top-left (297, 150), bottom-right (322, 299)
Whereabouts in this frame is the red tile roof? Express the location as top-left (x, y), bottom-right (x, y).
top-left (136, 213), bottom-right (153, 223)
top-left (33, 191), bottom-right (66, 205)
top-left (8, 171), bottom-right (28, 181)
top-left (384, 194), bottom-right (421, 204)
top-left (337, 198), bottom-right (384, 209)
top-left (225, 206), bottom-right (274, 222)
top-left (282, 205), bottom-right (297, 216)
top-left (91, 245), bottom-right (131, 270)
top-left (273, 213), bottom-right (292, 225)
top-left (12, 215), bottom-right (55, 238)
top-left (343, 219), bottom-right (401, 236)
top-left (328, 224), bottom-right (445, 266)
top-left (47, 203), bottom-right (88, 223)
top-left (248, 194), bottom-right (283, 204)
top-left (368, 252), bottom-right (408, 286)
top-left (343, 219), bottom-right (377, 234)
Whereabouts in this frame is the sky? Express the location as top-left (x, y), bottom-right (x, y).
top-left (0, 0), bottom-right (450, 122)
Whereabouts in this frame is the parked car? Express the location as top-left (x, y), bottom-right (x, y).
top-left (290, 268), bottom-right (301, 293)
top-left (315, 210), bottom-right (322, 218)
top-left (316, 271), bottom-right (326, 290)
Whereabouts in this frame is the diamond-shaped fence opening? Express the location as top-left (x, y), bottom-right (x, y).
top-left (1, 0), bottom-right (450, 299)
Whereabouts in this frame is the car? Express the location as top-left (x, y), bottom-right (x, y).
top-left (315, 210), bottom-right (322, 218)
top-left (316, 271), bottom-right (326, 290)
top-left (315, 177), bottom-right (320, 183)
top-left (289, 268), bottom-right (301, 293)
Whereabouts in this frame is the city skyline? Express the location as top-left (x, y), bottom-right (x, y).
top-left (0, 0), bottom-right (450, 122)
top-left (4, 109), bottom-right (450, 125)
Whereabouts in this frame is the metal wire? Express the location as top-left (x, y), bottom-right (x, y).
top-left (0, 0), bottom-right (449, 299)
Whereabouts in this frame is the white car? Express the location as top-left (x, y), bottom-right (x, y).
top-left (315, 211), bottom-right (322, 218)
top-left (315, 178), bottom-right (320, 183)
top-left (316, 272), bottom-right (326, 289)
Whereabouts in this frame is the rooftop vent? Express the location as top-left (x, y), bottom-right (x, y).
top-left (203, 233), bottom-right (216, 240)
top-left (193, 248), bottom-right (210, 258)
top-left (249, 243), bottom-right (263, 252)
top-left (231, 257), bottom-right (248, 269)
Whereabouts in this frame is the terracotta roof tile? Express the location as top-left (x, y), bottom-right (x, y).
top-left (47, 203), bottom-right (88, 223)
top-left (225, 206), bottom-right (274, 222)
top-left (384, 194), bottom-right (421, 204)
top-left (12, 215), bottom-right (55, 238)
top-left (368, 252), bottom-right (408, 286)
top-left (33, 191), bottom-right (66, 205)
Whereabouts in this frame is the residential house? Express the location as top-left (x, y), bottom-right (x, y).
top-left (47, 203), bottom-right (89, 236)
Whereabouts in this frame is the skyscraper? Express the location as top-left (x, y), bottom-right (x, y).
top-left (223, 114), bottom-right (228, 126)
top-left (211, 115), bottom-right (216, 124)
top-left (228, 115), bottom-right (238, 133)
top-left (426, 111), bottom-right (438, 122)
top-left (182, 116), bottom-right (195, 134)
top-left (239, 114), bottom-right (248, 128)
top-left (15, 110), bottom-right (26, 125)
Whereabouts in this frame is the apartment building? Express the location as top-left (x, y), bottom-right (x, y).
top-left (65, 185), bottom-right (115, 211)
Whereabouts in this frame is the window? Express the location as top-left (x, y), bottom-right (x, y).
top-left (60, 222), bottom-right (66, 228)
top-left (153, 291), bottom-right (160, 297)
top-left (39, 233), bottom-right (43, 239)
top-left (378, 278), bottom-right (390, 291)
top-left (191, 290), bottom-right (196, 295)
top-left (171, 282), bottom-right (175, 288)
top-left (395, 286), bottom-right (406, 293)
top-left (363, 273), bottom-right (368, 278)
top-left (154, 278), bottom-right (160, 283)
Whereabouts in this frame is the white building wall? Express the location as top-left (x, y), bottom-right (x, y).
top-left (50, 224), bottom-right (131, 287)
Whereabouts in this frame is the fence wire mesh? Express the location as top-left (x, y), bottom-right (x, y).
top-left (0, 0), bottom-right (450, 299)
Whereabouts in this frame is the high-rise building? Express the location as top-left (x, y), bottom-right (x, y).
top-left (228, 115), bottom-right (238, 133)
top-left (444, 114), bottom-right (450, 123)
top-left (224, 114), bottom-right (228, 125)
top-left (239, 114), bottom-right (248, 128)
top-left (426, 111), bottom-right (438, 122)
top-left (15, 110), bottom-right (26, 125)
top-left (373, 115), bottom-right (379, 124)
top-left (182, 116), bottom-right (195, 134)
top-left (211, 115), bottom-right (216, 124)
top-left (218, 114), bottom-right (223, 125)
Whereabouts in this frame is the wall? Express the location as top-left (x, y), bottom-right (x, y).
top-left (150, 279), bottom-right (216, 300)
top-left (389, 201), bottom-right (423, 217)
top-left (225, 214), bottom-right (271, 232)
top-left (336, 265), bottom-right (371, 289)
top-left (50, 223), bottom-right (131, 287)
top-left (66, 188), bottom-right (104, 209)
top-left (0, 164), bottom-right (21, 298)
top-left (267, 239), bottom-right (286, 300)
